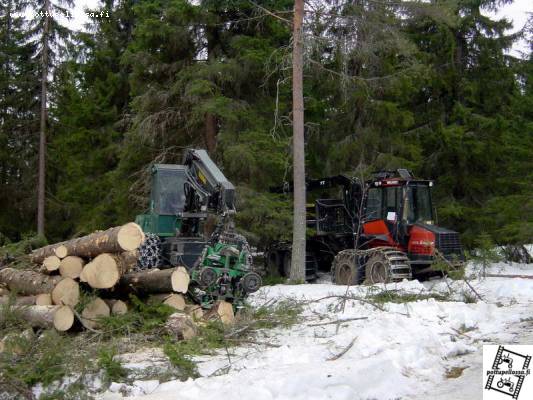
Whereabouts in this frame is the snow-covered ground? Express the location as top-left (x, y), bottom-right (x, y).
top-left (99, 261), bottom-right (533, 400)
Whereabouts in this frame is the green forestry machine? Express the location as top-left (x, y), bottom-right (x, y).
top-left (135, 149), bottom-right (261, 308)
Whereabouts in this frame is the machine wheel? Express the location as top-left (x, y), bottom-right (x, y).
top-left (332, 250), bottom-right (360, 285)
top-left (363, 248), bottom-right (411, 284)
top-left (364, 253), bottom-right (390, 284)
top-left (241, 272), bottom-right (262, 293)
top-left (137, 233), bottom-right (162, 270)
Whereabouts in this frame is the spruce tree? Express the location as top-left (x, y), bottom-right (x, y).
top-left (27, 0), bottom-right (73, 236)
top-left (0, 0), bottom-right (38, 239)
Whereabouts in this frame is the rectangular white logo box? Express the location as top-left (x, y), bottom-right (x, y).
top-left (484, 345), bottom-right (533, 400)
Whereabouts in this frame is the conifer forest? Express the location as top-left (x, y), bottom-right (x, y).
top-left (0, 0), bottom-right (531, 249)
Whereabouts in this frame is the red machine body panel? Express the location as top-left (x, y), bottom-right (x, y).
top-left (408, 225), bottom-right (435, 255)
top-left (362, 220), bottom-right (399, 248)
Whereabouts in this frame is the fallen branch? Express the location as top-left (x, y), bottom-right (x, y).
top-left (304, 294), bottom-right (386, 311)
top-left (485, 274), bottom-right (533, 280)
top-left (226, 338), bottom-right (281, 348)
top-left (308, 317), bottom-right (368, 327)
top-left (435, 250), bottom-right (483, 302)
top-left (327, 336), bottom-right (357, 361)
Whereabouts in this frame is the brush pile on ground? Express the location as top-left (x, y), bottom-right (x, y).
top-left (0, 223), bottom-right (234, 339)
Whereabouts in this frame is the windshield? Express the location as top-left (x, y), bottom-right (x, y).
top-left (403, 185), bottom-right (433, 224)
top-left (366, 186), bottom-right (402, 221)
top-left (155, 169), bottom-right (186, 215)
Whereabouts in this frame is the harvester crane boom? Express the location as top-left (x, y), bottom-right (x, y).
top-left (183, 149), bottom-right (235, 216)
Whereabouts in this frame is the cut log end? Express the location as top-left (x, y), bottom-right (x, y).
top-left (82, 255), bottom-right (120, 289)
top-left (35, 293), bottom-right (52, 306)
top-left (103, 299), bottom-right (128, 315)
top-left (165, 313), bottom-right (197, 340)
top-left (80, 298), bottom-right (110, 330)
top-left (111, 300), bottom-right (128, 315)
top-left (59, 256), bottom-right (85, 279)
top-left (184, 304), bottom-right (204, 320)
top-left (117, 222), bottom-right (145, 251)
top-left (43, 255), bottom-right (61, 272)
top-left (54, 306), bottom-right (74, 331)
top-left (164, 294), bottom-right (186, 311)
top-left (54, 245), bottom-right (68, 259)
top-left (51, 278), bottom-right (80, 306)
top-left (205, 300), bottom-right (234, 325)
top-left (171, 267), bottom-right (190, 294)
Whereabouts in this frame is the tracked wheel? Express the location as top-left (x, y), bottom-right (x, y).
top-left (332, 250), bottom-right (360, 285)
top-left (364, 247), bottom-right (411, 284)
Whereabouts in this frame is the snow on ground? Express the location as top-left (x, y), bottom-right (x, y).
top-left (99, 261), bottom-right (533, 400)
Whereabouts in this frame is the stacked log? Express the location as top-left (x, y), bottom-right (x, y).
top-left (30, 223), bottom-right (144, 263)
top-left (0, 222), bottom-right (235, 337)
top-left (0, 268), bottom-right (62, 295)
top-left (59, 256), bottom-right (84, 279)
top-left (0, 305), bottom-right (74, 331)
top-left (117, 267), bottom-right (189, 294)
top-left (103, 299), bottom-right (128, 315)
top-left (80, 298), bottom-right (110, 330)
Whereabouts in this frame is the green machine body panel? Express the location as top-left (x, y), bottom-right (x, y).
top-left (135, 213), bottom-right (182, 237)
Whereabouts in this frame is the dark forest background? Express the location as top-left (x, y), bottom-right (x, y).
top-left (0, 0), bottom-right (531, 249)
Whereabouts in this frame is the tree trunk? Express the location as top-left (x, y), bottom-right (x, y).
top-left (0, 294), bottom-right (51, 306)
top-left (290, 0), bottom-right (306, 282)
top-left (204, 113), bottom-right (218, 153)
top-left (0, 268), bottom-right (62, 295)
top-left (30, 243), bottom-right (69, 264)
top-left (203, 20), bottom-right (220, 154)
top-left (0, 295), bottom-right (38, 306)
top-left (31, 223), bottom-right (144, 263)
top-left (117, 268), bottom-right (185, 294)
top-left (37, 0), bottom-right (50, 236)
top-left (0, 305), bottom-right (74, 331)
top-left (81, 252), bottom-right (137, 289)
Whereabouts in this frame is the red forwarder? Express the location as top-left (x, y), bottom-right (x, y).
top-left (267, 169), bottom-right (465, 284)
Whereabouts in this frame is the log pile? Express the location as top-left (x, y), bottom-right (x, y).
top-left (0, 222), bottom-right (234, 339)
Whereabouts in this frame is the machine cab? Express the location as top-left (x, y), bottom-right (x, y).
top-left (362, 170), bottom-right (463, 264)
top-left (150, 164), bottom-right (187, 215)
top-left (135, 164), bottom-right (187, 236)
top-left (365, 181), bottom-right (435, 227)
top-left (362, 170), bottom-right (436, 249)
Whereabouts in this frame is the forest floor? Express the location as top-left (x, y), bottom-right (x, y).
top-left (88, 260), bottom-right (533, 400)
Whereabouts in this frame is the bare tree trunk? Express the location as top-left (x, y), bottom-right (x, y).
top-left (204, 113), bottom-right (218, 154)
top-left (290, 0), bottom-right (306, 282)
top-left (204, 23), bottom-right (219, 154)
top-left (37, 1), bottom-right (50, 236)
